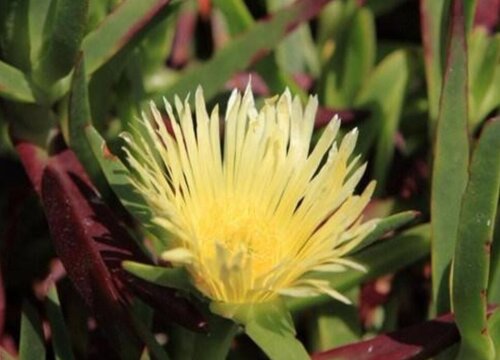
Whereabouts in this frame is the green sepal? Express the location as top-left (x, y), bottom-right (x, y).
top-left (122, 260), bottom-right (196, 295)
top-left (211, 299), bottom-right (309, 360)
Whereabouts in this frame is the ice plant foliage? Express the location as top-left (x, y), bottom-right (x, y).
top-left (123, 86), bottom-right (378, 305)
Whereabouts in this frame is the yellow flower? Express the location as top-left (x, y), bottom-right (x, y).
top-left (123, 86), bottom-right (378, 305)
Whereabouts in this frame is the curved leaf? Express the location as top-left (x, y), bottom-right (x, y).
top-left (312, 312), bottom-right (459, 360)
top-left (452, 119), bottom-right (500, 359)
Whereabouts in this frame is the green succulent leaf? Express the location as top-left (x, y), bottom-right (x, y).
top-left (431, 0), bottom-right (470, 315)
top-left (82, 0), bottom-right (175, 75)
top-left (452, 119), bottom-right (500, 360)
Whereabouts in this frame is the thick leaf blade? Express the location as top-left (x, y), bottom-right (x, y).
top-left (82, 0), bottom-right (173, 75)
top-left (431, 0), bottom-right (470, 314)
top-left (40, 150), bottom-right (143, 358)
top-left (452, 119), bottom-right (500, 359)
top-left (0, 60), bottom-right (35, 102)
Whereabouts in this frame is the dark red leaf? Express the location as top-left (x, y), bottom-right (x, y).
top-left (474, 0), bottom-right (500, 31)
top-left (312, 307), bottom-right (498, 360)
top-left (312, 313), bottom-right (459, 360)
top-left (13, 136), bottom-right (206, 352)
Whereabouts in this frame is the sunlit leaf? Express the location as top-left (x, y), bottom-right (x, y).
top-left (452, 119), bottom-right (500, 359)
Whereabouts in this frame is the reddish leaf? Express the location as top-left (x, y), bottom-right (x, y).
top-left (312, 307), bottom-right (499, 360)
top-left (312, 313), bottom-right (459, 360)
top-left (14, 136), bottom-right (206, 353)
top-left (474, 0), bottom-right (500, 31)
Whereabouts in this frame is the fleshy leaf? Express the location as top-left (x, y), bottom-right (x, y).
top-left (431, 0), bottom-right (470, 314)
top-left (82, 0), bottom-right (175, 75)
top-left (452, 119), bottom-right (500, 359)
top-left (312, 312), bottom-right (460, 360)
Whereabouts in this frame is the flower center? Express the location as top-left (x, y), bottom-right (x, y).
top-left (194, 199), bottom-right (284, 278)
